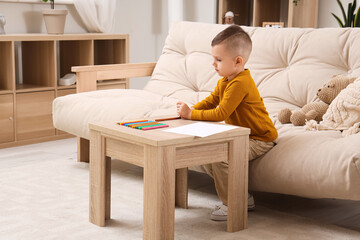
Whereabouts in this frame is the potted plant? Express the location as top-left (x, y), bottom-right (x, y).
top-left (331, 0), bottom-right (360, 27)
top-left (42, 0), bottom-right (68, 34)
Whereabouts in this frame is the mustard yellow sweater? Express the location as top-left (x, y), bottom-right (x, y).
top-left (191, 69), bottom-right (278, 142)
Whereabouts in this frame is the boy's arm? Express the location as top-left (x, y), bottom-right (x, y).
top-left (192, 84), bottom-right (220, 110)
top-left (191, 81), bottom-right (246, 121)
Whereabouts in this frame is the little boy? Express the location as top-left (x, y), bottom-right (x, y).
top-left (177, 25), bottom-right (278, 221)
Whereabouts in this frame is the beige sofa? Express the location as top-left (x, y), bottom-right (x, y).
top-left (53, 21), bottom-right (360, 201)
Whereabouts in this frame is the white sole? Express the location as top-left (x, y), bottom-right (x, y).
top-left (211, 204), bottom-right (256, 221)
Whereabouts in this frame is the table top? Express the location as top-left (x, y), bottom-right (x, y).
top-left (89, 118), bottom-right (250, 147)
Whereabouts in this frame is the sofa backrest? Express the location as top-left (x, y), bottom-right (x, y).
top-left (145, 21), bottom-right (360, 113)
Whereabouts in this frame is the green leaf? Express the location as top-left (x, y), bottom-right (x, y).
top-left (332, 13), bottom-right (345, 27)
top-left (347, 3), bottom-right (353, 26)
top-left (353, 0), bottom-right (357, 12)
top-left (351, 0), bottom-right (357, 25)
top-left (355, 6), bottom-right (360, 27)
top-left (336, 0), bottom-right (347, 24)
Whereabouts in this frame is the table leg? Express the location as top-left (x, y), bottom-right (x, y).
top-left (175, 168), bottom-right (188, 209)
top-left (77, 137), bottom-right (89, 163)
top-left (89, 130), bottom-right (108, 227)
top-left (143, 145), bottom-right (176, 240)
top-left (105, 156), bottom-right (111, 220)
top-left (227, 136), bottom-right (249, 232)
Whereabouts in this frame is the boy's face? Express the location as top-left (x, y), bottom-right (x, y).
top-left (211, 43), bottom-right (241, 80)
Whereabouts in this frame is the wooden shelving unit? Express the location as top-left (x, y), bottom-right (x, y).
top-left (0, 34), bottom-right (129, 148)
top-left (218, 0), bottom-right (318, 28)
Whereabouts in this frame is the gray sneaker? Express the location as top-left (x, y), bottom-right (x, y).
top-left (248, 193), bottom-right (256, 211)
top-left (211, 193), bottom-right (256, 221)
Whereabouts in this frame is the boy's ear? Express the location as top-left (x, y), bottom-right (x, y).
top-left (235, 56), bottom-right (243, 65)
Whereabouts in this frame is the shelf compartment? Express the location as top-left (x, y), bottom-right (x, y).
top-left (94, 39), bottom-right (128, 85)
top-left (253, 0), bottom-right (288, 27)
top-left (58, 40), bottom-right (93, 85)
top-left (16, 91), bottom-right (55, 141)
top-left (218, 0), bottom-right (253, 25)
top-left (94, 39), bottom-right (127, 65)
top-left (0, 94), bottom-right (14, 144)
top-left (0, 34), bottom-right (129, 148)
top-left (17, 41), bottom-right (56, 90)
top-left (0, 41), bottom-right (15, 92)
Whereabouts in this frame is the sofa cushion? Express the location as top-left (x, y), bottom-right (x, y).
top-left (53, 89), bottom-right (177, 139)
top-left (146, 22), bottom-right (360, 117)
top-left (249, 122), bottom-right (360, 200)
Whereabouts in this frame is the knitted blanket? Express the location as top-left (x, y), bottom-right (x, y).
top-left (305, 79), bottom-right (360, 136)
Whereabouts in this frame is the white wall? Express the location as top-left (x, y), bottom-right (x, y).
top-left (318, 0), bottom-right (354, 28)
top-left (0, 2), bottom-right (86, 33)
top-left (113, 0), bottom-right (169, 89)
top-left (184, 0), bottom-right (216, 23)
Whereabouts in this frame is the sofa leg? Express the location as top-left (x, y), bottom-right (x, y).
top-left (77, 137), bottom-right (90, 163)
top-left (175, 168), bottom-right (188, 209)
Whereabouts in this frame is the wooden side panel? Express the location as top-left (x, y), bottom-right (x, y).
top-left (175, 168), bottom-right (188, 209)
top-left (175, 142), bottom-right (228, 169)
top-left (97, 82), bottom-right (126, 90)
top-left (105, 138), bottom-right (144, 167)
top-left (288, 0), bottom-right (318, 28)
top-left (0, 94), bottom-right (14, 143)
top-left (0, 41), bottom-right (14, 91)
top-left (76, 71), bottom-right (97, 93)
top-left (16, 91), bottom-right (55, 140)
top-left (78, 137), bottom-right (90, 163)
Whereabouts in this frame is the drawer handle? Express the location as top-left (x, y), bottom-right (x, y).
top-left (9, 117), bottom-right (13, 120)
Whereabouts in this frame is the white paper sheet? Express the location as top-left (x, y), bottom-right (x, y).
top-left (163, 122), bottom-right (238, 137)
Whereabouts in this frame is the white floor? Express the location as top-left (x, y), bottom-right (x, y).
top-left (0, 138), bottom-right (359, 240)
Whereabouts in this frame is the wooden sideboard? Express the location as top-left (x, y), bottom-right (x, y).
top-left (0, 34), bottom-right (129, 148)
top-left (218, 0), bottom-right (318, 28)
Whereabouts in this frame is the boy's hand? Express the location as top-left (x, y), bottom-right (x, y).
top-left (176, 101), bottom-right (192, 119)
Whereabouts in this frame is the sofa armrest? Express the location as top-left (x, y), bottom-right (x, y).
top-left (71, 62), bottom-right (156, 93)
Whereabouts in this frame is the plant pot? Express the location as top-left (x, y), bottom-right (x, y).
top-left (42, 9), bottom-right (68, 34)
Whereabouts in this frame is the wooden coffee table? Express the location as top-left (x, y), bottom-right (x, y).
top-left (88, 119), bottom-right (250, 240)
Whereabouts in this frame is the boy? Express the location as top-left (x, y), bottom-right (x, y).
top-left (176, 25), bottom-right (278, 221)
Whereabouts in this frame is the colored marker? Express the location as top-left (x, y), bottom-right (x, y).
top-left (119, 120), bottom-right (148, 125)
top-left (137, 123), bottom-right (167, 130)
top-left (123, 121), bottom-right (152, 126)
top-left (155, 116), bottom-right (181, 121)
top-left (141, 124), bottom-right (169, 130)
top-left (131, 122), bottom-right (158, 128)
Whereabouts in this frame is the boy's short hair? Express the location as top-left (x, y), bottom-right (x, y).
top-left (211, 25), bottom-right (252, 61)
